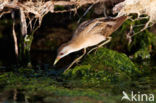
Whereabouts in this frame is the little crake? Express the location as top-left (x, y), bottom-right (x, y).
top-left (54, 16), bottom-right (127, 65)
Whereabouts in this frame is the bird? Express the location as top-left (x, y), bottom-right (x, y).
top-left (53, 16), bottom-right (127, 67)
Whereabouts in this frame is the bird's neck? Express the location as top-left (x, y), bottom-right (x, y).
top-left (66, 41), bottom-right (83, 52)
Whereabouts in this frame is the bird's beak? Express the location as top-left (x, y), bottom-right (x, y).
top-left (53, 56), bottom-right (61, 66)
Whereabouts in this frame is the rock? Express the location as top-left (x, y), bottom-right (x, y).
top-left (64, 48), bottom-right (139, 87)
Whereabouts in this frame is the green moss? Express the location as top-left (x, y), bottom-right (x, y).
top-left (64, 48), bottom-right (139, 88)
top-left (134, 49), bottom-right (151, 60)
top-left (0, 71), bottom-right (122, 103)
top-left (84, 48), bottom-right (138, 73)
top-left (0, 55), bottom-right (154, 103)
top-left (129, 30), bottom-right (156, 60)
top-left (110, 17), bottom-right (155, 60)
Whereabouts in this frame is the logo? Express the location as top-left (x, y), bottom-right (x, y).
top-left (121, 91), bottom-right (154, 102)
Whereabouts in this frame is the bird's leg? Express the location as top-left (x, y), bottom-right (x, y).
top-left (94, 37), bottom-right (112, 54)
top-left (98, 37), bottom-right (112, 48)
top-left (64, 48), bottom-right (86, 72)
top-left (87, 37), bottom-right (112, 55)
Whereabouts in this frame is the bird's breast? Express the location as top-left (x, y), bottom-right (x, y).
top-left (80, 34), bottom-right (106, 49)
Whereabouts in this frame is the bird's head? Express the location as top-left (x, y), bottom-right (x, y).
top-left (53, 43), bottom-right (73, 65)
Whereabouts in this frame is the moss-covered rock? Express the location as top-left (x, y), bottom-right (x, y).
top-left (83, 48), bottom-right (138, 73)
top-left (64, 48), bottom-right (140, 87)
top-left (0, 48), bottom-right (155, 103)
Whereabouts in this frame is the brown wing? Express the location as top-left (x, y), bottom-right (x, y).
top-left (113, 16), bottom-right (127, 31)
top-left (72, 17), bottom-right (109, 38)
top-left (99, 16), bottom-right (127, 37)
top-left (73, 16), bottom-right (127, 38)
top-left (73, 19), bottom-right (96, 37)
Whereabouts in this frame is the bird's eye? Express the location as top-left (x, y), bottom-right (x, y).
top-left (60, 53), bottom-right (64, 55)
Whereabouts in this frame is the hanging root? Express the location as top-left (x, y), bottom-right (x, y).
top-left (64, 48), bottom-right (86, 72)
top-left (128, 15), bottom-right (153, 38)
top-left (139, 20), bottom-right (153, 32)
top-left (12, 12), bottom-right (18, 57)
top-left (87, 37), bottom-right (112, 55)
top-left (132, 20), bottom-right (154, 37)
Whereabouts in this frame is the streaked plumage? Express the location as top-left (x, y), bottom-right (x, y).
top-left (54, 16), bottom-right (127, 65)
